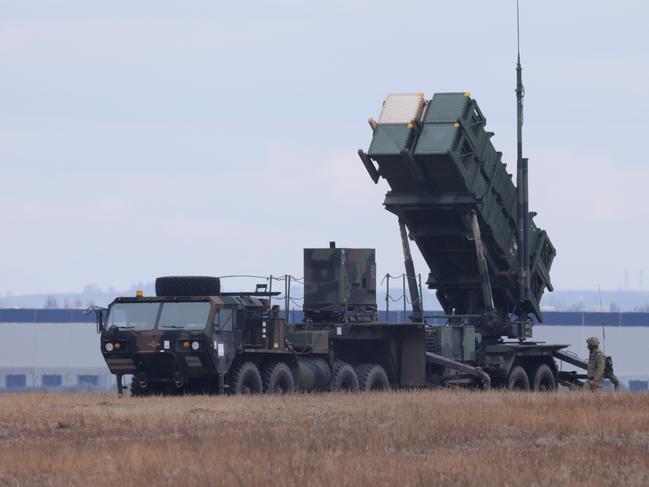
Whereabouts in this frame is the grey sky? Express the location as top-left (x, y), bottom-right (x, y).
top-left (1, 1), bottom-right (648, 296)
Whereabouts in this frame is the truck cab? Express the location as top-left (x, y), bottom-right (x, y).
top-left (99, 265), bottom-right (415, 397)
top-left (100, 286), bottom-right (290, 395)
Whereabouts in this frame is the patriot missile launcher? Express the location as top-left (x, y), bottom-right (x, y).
top-left (359, 90), bottom-right (555, 340)
top-left (98, 43), bottom-right (590, 395)
top-left (354, 49), bottom-right (589, 388)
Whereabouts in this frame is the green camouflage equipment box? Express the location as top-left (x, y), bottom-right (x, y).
top-left (303, 244), bottom-right (377, 323)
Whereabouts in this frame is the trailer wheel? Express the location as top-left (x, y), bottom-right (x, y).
top-left (507, 366), bottom-right (530, 391)
top-left (229, 362), bottom-right (262, 395)
top-left (356, 364), bottom-right (390, 392)
top-left (330, 360), bottom-right (359, 392)
top-left (262, 362), bottom-right (295, 394)
top-left (533, 364), bottom-right (556, 392)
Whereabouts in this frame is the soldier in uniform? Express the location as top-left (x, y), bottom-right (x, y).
top-left (586, 336), bottom-right (619, 391)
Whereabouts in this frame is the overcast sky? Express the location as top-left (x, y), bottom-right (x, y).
top-left (1, 1), bottom-right (648, 297)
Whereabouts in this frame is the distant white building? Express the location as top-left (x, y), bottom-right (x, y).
top-left (0, 309), bottom-right (113, 392)
top-left (1, 309), bottom-right (648, 392)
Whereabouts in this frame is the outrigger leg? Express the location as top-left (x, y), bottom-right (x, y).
top-left (116, 374), bottom-right (125, 397)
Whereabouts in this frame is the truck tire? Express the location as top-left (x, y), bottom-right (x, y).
top-left (533, 364), bottom-right (556, 392)
top-left (130, 375), bottom-right (152, 396)
top-left (330, 360), bottom-right (359, 392)
top-left (229, 362), bottom-right (262, 395)
top-left (507, 365), bottom-right (530, 391)
top-left (155, 276), bottom-right (220, 297)
top-left (262, 362), bottom-right (295, 394)
top-left (130, 381), bottom-right (148, 397)
top-left (356, 364), bottom-right (390, 392)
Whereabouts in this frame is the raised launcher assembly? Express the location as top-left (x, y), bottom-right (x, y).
top-left (359, 92), bottom-right (556, 339)
top-left (303, 243), bottom-right (378, 323)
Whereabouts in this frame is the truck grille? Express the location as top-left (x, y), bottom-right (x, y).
top-left (133, 353), bottom-right (176, 379)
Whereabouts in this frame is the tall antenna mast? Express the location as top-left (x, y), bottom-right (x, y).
top-left (517, 0), bottom-right (521, 60)
top-left (516, 0), bottom-right (530, 306)
top-left (598, 285), bottom-right (606, 353)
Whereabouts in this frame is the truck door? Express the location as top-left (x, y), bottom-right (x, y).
top-left (214, 308), bottom-right (236, 369)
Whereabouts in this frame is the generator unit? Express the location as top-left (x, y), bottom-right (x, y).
top-left (303, 244), bottom-right (377, 323)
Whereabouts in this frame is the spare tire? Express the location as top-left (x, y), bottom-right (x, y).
top-left (155, 276), bottom-right (220, 297)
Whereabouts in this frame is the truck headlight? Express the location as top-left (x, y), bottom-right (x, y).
top-left (191, 341), bottom-right (200, 351)
top-left (105, 342), bottom-right (114, 352)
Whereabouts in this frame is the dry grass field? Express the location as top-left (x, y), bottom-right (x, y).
top-left (0, 391), bottom-right (648, 486)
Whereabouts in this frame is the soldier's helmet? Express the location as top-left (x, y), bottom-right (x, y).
top-left (586, 336), bottom-right (600, 347)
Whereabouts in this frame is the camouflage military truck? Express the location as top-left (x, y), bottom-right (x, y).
top-left (100, 276), bottom-right (301, 395)
top-left (99, 242), bottom-right (583, 396)
top-left (100, 251), bottom-right (427, 396)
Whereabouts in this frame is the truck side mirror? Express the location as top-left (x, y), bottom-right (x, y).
top-left (85, 306), bottom-right (106, 333)
top-left (96, 309), bottom-right (105, 333)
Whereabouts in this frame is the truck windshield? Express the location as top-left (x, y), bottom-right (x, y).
top-left (158, 302), bottom-right (210, 330)
top-left (106, 303), bottom-right (160, 330)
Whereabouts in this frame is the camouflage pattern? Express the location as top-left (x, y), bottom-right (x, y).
top-left (361, 91), bottom-right (556, 337)
top-left (303, 247), bottom-right (377, 323)
top-left (586, 337), bottom-right (619, 391)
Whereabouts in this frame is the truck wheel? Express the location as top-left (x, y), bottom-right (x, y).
top-left (229, 362), bottom-right (262, 395)
top-left (330, 360), bottom-right (359, 392)
top-left (507, 366), bottom-right (530, 391)
top-left (356, 364), bottom-right (390, 392)
top-left (262, 362), bottom-right (295, 394)
top-left (533, 364), bottom-right (556, 392)
top-left (130, 375), bottom-right (151, 397)
top-left (155, 276), bottom-right (220, 297)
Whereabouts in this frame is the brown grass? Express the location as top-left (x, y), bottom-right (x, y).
top-left (0, 390), bottom-right (648, 486)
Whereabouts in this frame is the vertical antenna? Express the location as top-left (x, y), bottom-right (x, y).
top-left (516, 0), bottom-right (530, 306)
top-left (598, 285), bottom-right (606, 353)
top-left (517, 0), bottom-right (521, 60)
